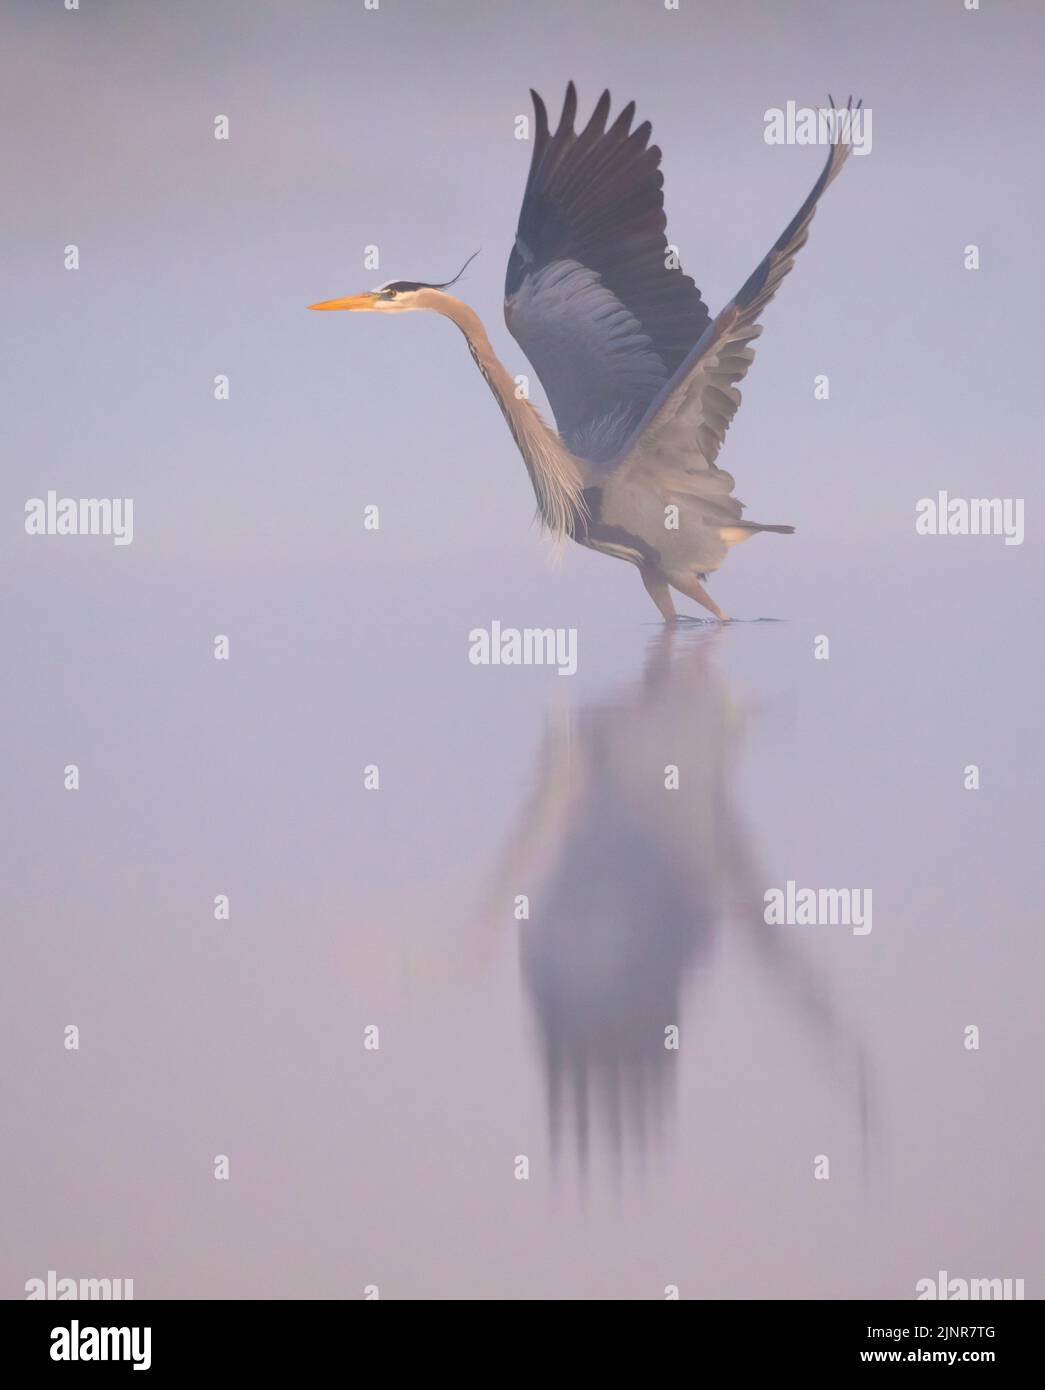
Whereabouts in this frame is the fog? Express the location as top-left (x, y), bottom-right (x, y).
top-left (2, 0), bottom-right (1042, 1298)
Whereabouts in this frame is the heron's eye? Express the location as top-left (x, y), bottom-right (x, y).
top-left (383, 289), bottom-right (398, 300)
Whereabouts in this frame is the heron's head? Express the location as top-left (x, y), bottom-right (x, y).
top-left (308, 252), bottom-right (480, 316)
top-left (308, 281), bottom-right (433, 314)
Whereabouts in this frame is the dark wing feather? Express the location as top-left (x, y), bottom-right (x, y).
top-left (608, 104), bottom-right (858, 493)
top-left (505, 83), bottom-right (711, 463)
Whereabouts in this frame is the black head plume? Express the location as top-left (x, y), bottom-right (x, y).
top-left (382, 249), bottom-right (481, 294)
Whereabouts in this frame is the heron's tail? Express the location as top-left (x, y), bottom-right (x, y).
top-left (719, 521), bottom-right (795, 545)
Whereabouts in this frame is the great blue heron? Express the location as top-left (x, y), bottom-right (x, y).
top-left (311, 84), bottom-right (857, 621)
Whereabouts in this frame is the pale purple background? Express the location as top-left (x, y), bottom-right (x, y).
top-left (2, 0), bottom-right (1043, 1299)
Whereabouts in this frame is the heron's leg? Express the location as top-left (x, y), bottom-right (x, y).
top-left (669, 572), bottom-right (730, 623)
top-left (640, 566), bottom-right (677, 621)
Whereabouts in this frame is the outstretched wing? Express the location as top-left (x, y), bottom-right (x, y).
top-left (608, 102), bottom-right (859, 498)
top-left (505, 83), bottom-right (712, 463)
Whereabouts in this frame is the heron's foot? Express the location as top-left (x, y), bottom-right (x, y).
top-left (667, 571), bottom-right (730, 623)
top-left (640, 566), bottom-right (678, 622)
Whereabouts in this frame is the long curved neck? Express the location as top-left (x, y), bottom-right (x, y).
top-left (421, 290), bottom-right (586, 542)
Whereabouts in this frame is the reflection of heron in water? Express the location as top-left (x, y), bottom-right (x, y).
top-left (484, 627), bottom-right (872, 1171)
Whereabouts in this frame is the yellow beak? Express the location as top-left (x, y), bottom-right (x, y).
top-left (307, 293), bottom-right (378, 311)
